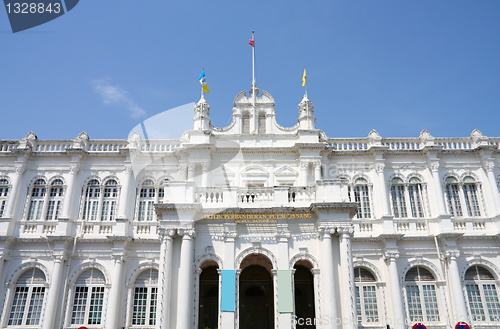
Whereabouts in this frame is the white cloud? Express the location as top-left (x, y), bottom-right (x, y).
top-left (92, 78), bottom-right (146, 119)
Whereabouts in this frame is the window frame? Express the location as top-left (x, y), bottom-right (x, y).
top-left (0, 177), bottom-right (10, 218)
top-left (80, 178), bottom-right (120, 222)
top-left (350, 178), bottom-right (372, 219)
top-left (444, 176), bottom-right (484, 218)
top-left (45, 179), bottom-right (65, 221)
top-left (7, 268), bottom-right (47, 327)
top-left (135, 180), bottom-right (158, 222)
top-left (129, 269), bottom-right (159, 327)
top-left (403, 266), bottom-right (442, 324)
top-left (68, 268), bottom-right (108, 327)
top-left (25, 179), bottom-right (47, 221)
top-left (464, 265), bottom-right (500, 323)
top-left (354, 267), bottom-right (380, 326)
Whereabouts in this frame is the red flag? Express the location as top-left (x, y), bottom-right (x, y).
top-left (248, 38), bottom-right (255, 47)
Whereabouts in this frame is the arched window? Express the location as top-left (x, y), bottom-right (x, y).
top-left (408, 177), bottom-right (424, 218)
top-left (101, 179), bottom-right (118, 221)
top-left (71, 268), bottom-right (106, 325)
top-left (352, 178), bottom-right (371, 219)
top-left (137, 180), bottom-right (156, 222)
top-left (354, 267), bottom-right (379, 325)
top-left (258, 112), bottom-right (266, 134)
top-left (242, 112), bottom-right (250, 134)
top-left (445, 177), bottom-right (463, 217)
top-left (463, 176), bottom-right (481, 217)
top-left (445, 176), bottom-right (483, 217)
top-left (0, 178), bottom-right (9, 217)
top-left (404, 266), bottom-right (440, 322)
top-left (8, 268), bottom-right (46, 326)
top-left (46, 179), bottom-right (64, 221)
top-left (27, 179), bottom-right (47, 221)
top-left (464, 265), bottom-right (500, 322)
top-left (131, 269), bottom-right (158, 326)
top-left (390, 177), bottom-right (407, 218)
top-left (82, 179), bottom-right (100, 221)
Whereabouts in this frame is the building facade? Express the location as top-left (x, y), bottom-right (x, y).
top-left (0, 87), bottom-right (499, 329)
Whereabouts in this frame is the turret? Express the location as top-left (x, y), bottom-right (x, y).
top-left (193, 95), bottom-right (211, 131)
top-left (298, 95), bottom-right (315, 130)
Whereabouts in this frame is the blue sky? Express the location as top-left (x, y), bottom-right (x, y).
top-left (1, 1), bottom-right (499, 140)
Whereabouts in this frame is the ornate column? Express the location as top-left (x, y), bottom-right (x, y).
top-left (384, 251), bottom-right (405, 329)
top-left (188, 163), bottom-right (196, 182)
top-left (312, 268), bottom-right (322, 329)
top-left (60, 162), bottom-right (80, 220)
top-left (177, 228), bottom-right (196, 329)
top-left (446, 250), bottom-right (468, 322)
top-left (0, 283), bottom-right (14, 327)
top-left (300, 162), bottom-right (308, 186)
top-left (179, 163), bottom-right (188, 181)
top-left (375, 163), bottom-right (390, 216)
top-left (338, 227), bottom-right (357, 329)
top-left (222, 226), bottom-right (237, 329)
top-left (319, 227), bottom-right (338, 329)
top-left (276, 228), bottom-right (292, 327)
top-left (42, 254), bottom-right (66, 329)
top-left (107, 254), bottom-right (127, 329)
top-left (484, 160), bottom-right (500, 216)
top-left (157, 228), bottom-right (175, 329)
top-left (202, 162), bottom-right (210, 187)
top-left (3, 162), bottom-right (25, 219)
top-left (429, 162), bottom-right (447, 216)
top-left (117, 164), bottom-right (133, 220)
top-left (314, 161), bottom-right (322, 183)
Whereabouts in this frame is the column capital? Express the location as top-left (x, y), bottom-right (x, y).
top-left (158, 228), bottom-right (176, 240)
top-left (299, 162), bottom-right (309, 171)
top-left (317, 226), bottom-right (335, 237)
top-left (275, 230), bottom-right (291, 241)
top-left (384, 250), bottom-right (400, 262)
top-left (375, 163), bottom-right (385, 173)
top-left (223, 231), bottom-right (238, 242)
top-left (484, 160), bottom-right (495, 172)
top-left (445, 250), bottom-right (460, 260)
top-left (14, 162), bottom-right (26, 175)
top-left (52, 254), bottom-right (67, 263)
top-left (179, 228), bottom-right (196, 239)
top-left (201, 162), bottom-right (210, 172)
top-left (123, 164), bottom-right (133, 174)
top-left (69, 162), bottom-right (81, 175)
top-left (313, 160), bottom-right (322, 169)
top-left (337, 226), bottom-right (354, 237)
top-left (178, 163), bottom-right (187, 172)
top-left (429, 161), bottom-right (440, 172)
top-left (112, 254), bottom-right (127, 263)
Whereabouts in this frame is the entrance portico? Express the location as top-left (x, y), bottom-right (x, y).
top-left (155, 193), bottom-right (358, 329)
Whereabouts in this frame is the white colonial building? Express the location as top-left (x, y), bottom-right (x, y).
top-left (0, 86), bottom-right (499, 329)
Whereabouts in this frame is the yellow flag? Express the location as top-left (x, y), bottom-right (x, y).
top-left (302, 67), bottom-right (306, 87)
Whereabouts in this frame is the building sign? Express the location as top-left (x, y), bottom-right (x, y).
top-left (412, 324), bottom-right (427, 329)
top-left (455, 322), bottom-right (470, 329)
top-left (203, 211), bottom-right (312, 223)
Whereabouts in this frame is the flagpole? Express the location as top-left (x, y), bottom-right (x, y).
top-left (201, 67), bottom-right (204, 98)
top-left (252, 30), bottom-right (256, 107)
top-left (304, 66), bottom-right (308, 98)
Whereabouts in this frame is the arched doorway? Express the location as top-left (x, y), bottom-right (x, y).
top-left (239, 254), bottom-right (274, 329)
top-left (294, 261), bottom-right (316, 328)
top-left (198, 261), bottom-right (219, 329)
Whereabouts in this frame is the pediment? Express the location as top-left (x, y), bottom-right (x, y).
top-left (274, 165), bottom-right (298, 177)
top-left (241, 165), bottom-right (269, 177)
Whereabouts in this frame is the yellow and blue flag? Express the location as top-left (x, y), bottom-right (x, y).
top-left (302, 67), bottom-right (306, 87)
top-left (199, 69), bottom-right (209, 93)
